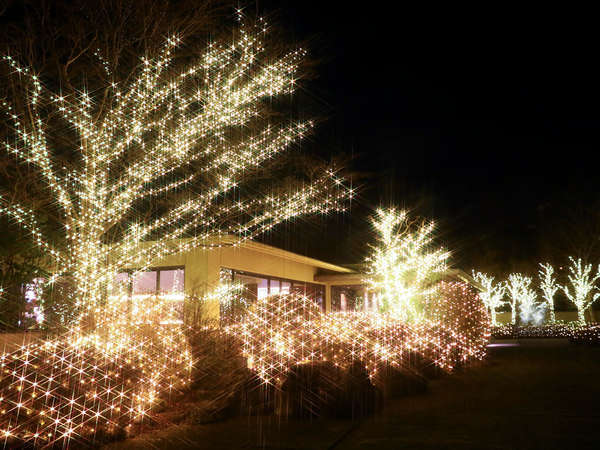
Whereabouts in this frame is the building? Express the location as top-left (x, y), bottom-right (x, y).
top-left (115, 237), bottom-right (357, 320)
top-left (114, 238), bottom-right (484, 321)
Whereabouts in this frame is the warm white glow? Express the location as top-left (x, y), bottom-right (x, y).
top-left (472, 272), bottom-right (505, 326)
top-left (233, 286), bottom-right (489, 386)
top-left (538, 263), bottom-right (559, 323)
top-left (0, 20), bottom-right (351, 321)
top-left (505, 273), bottom-right (543, 325)
top-left (0, 294), bottom-right (192, 447)
top-left (562, 257), bottom-right (600, 325)
top-left (365, 209), bottom-right (449, 322)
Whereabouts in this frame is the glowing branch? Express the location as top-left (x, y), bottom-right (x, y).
top-left (0, 20), bottom-right (351, 445)
top-left (365, 209), bottom-right (449, 323)
top-left (505, 274), bottom-right (544, 325)
top-left (562, 257), bottom-right (600, 325)
top-left (472, 272), bottom-right (505, 326)
top-left (539, 263), bottom-right (559, 323)
top-left (0, 195), bottom-right (62, 262)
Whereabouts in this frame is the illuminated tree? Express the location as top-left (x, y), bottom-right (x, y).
top-left (0, 21), bottom-right (351, 323)
top-left (562, 257), bottom-right (600, 324)
top-left (505, 273), bottom-right (544, 325)
top-left (505, 274), bottom-right (527, 325)
top-left (472, 271), bottom-right (505, 326)
top-left (539, 263), bottom-right (559, 322)
top-left (518, 283), bottom-right (544, 325)
top-left (365, 209), bottom-right (449, 322)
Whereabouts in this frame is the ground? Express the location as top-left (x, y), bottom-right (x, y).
top-left (103, 342), bottom-right (600, 449)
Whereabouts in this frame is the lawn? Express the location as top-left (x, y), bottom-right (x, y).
top-left (104, 343), bottom-right (600, 449)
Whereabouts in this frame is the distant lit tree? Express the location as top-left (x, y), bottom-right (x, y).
top-left (539, 263), bottom-right (559, 323)
top-left (366, 208), bottom-right (449, 322)
top-left (505, 273), bottom-right (531, 325)
top-left (562, 257), bottom-right (600, 325)
top-left (517, 283), bottom-right (544, 325)
top-left (504, 273), bottom-right (544, 325)
top-left (472, 271), bottom-right (505, 326)
top-left (505, 275), bottom-right (522, 325)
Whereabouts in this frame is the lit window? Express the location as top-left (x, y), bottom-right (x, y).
top-left (132, 271), bottom-right (157, 295)
top-left (23, 278), bottom-right (46, 324)
top-left (269, 279), bottom-right (280, 295)
top-left (222, 268), bottom-right (325, 312)
top-left (159, 269), bottom-right (184, 294)
top-left (257, 278), bottom-right (268, 299)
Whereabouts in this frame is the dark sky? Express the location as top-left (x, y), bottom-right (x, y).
top-left (256, 2), bottom-right (600, 273)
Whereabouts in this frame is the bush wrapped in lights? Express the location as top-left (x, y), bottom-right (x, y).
top-left (0, 294), bottom-right (192, 448)
top-left (235, 283), bottom-right (490, 387)
top-left (491, 323), bottom-right (574, 339)
top-left (424, 281), bottom-right (490, 357)
top-left (570, 324), bottom-right (600, 345)
top-left (491, 322), bottom-right (600, 344)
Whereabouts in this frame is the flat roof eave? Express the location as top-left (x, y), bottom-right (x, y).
top-left (237, 240), bottom-right (355, 274)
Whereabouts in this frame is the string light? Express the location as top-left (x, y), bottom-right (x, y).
top-left (232, 283), bottom-right (489, 386)
top-left (538, 263), bottom-right (559, 323)
top-left (561, 257), bottom-right (600, 325)
top-left (505, 274), bottom-right (537, 325)
top-left (0, 294), bottom-right (192, 447)
top-left (365, 209), bottom-right (449, 323)
top-left (518, 283), bottom-right (544, 326)
top-left (492, 322), bottom-right (600, 344)
top-left (472, 272), bottom-right (505, 326)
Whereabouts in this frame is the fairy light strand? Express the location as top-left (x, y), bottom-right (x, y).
top-left (561, 257), bottom-right (600, 325)
top-left (538, 263), bottom-right (559, 323)
top-left (472, 272), bottom-right (505, 326)
top-left (365, 209), bottom-right (449, 323)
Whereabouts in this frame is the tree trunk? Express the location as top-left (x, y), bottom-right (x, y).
top-left (577, 308), bottom-right (586, 325)
top-left (547, 303), bottom-right (555, 323)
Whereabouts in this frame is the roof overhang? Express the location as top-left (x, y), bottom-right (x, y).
top-left (314, 273), bottom-right (364, 284)
top-left (238, 240), bottom-right (355, 274)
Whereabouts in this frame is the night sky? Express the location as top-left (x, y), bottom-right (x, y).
top-left (257, 2), bottom-right (600, 274)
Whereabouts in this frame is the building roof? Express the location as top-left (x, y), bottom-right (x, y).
top-left (116, 236), bottom-right (355, 274)
top-left (229, 238), bottom-right (355, 274)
